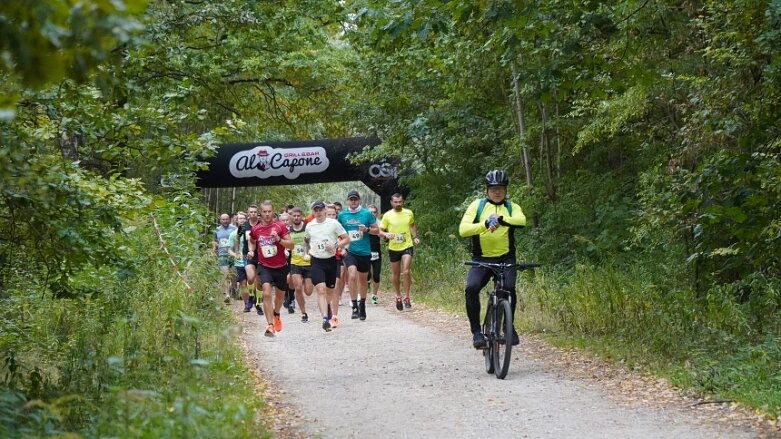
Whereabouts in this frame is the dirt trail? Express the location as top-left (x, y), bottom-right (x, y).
top-left (234, 296), bottom-right (775, 439)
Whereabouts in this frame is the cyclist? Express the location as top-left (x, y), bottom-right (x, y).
top-left (380, 193), bottom-right (420, 310)
top-left (459, 170), bottom-right (527, 349)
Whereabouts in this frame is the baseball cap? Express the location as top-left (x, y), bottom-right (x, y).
top-left (347, 190), bottom-right (360, 199)
top-left (311, 200), bottom-right (326, 210)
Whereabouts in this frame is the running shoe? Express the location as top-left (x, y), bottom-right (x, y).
top-left (359, 300), bottom-right (367, 321)
top-left (224, 295), bottom-right (231, 304)
top-left (287, 301), bottom-right (296, 314)
top-left (371, 294), bottom-right (379, 305)
top-left (395, 297), bottom-right (403, 311)
top-left (512, 329), bottom-right (520, 346)
top-left (329, 316), bottom-right (339, 329)
top-left (301, 313), bottom-right (308, 323)
top-left (351, 306), bottom-right (359, 319)
top-left (264, 324), bottom-right (275, 337)
top-left (322, 318), bottom-right (332, 332)
top-left (243, 302), bottom-right (252, 313)
top-left (256, 303), bottom-right (264, 316)
top-left (273, 313), bottom-right (283, 332)
top-left (403, 297), bottom-right (411, 309)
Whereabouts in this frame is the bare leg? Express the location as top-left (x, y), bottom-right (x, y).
top-left (401, 254), bottom-right (413, 299)
top-left (390, 260), bottom-right (402, 299)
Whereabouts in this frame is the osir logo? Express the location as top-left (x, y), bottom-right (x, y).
top-left (230, 146), bottom-right (330, 179)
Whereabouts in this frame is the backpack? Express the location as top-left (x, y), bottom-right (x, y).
top-left (473, 198), bottom-right (512, 223)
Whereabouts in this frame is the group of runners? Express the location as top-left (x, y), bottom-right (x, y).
top-left (213, 191), bottom-right (420, 336)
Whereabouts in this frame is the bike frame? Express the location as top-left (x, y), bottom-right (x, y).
top-left (466, 261), bottom-right (539, 379)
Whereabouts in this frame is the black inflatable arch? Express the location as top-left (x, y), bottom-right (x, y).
top-left (196, 137), bottom-right (401, 211)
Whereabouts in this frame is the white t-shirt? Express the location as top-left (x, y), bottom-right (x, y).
top-left (305, 218), bottom-right (347, 259)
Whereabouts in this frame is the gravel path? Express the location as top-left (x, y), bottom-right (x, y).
top-left (234, 297), bottom-right (771, 439)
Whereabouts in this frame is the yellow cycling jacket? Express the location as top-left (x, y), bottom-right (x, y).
top-left (458, 198), bottom-right (527, 258)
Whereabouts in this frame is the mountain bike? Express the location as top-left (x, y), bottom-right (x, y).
top-left (465, 261), bottom-right (539, 379)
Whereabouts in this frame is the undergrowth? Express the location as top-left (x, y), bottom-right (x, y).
top-left (409, 239), bottom-right (781, 419)
top-left (0, 213), bottom-right (267, 438)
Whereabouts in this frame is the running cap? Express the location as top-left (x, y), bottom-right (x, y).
top-left (347, 190), bottom-right (360, 199)
top-left (311, 200), bottom-right (326, 210)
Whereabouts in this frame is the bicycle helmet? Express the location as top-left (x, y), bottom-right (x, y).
top-left (485, 169), bottom-right (509, 187)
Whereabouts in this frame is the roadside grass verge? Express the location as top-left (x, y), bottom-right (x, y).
top-left (0, 218), bottom-right (267, 438)
top-left (408, 239), bottom-right (781, 420)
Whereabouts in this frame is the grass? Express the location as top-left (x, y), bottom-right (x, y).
top-left (406, 239), bottom-right (781, 420)
top-left (0, 223), bottom-right (269, 438)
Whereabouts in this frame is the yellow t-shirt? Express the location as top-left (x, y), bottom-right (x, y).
top-left (381, 208), bottom-right (415, 251)
top-left (289, 226), bottom-right (310, 267)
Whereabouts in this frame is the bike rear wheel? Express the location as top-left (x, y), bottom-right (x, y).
top-left (482, 302), bottom-right (495, 374)
top-left (493, 299), bottom-right (513, 379)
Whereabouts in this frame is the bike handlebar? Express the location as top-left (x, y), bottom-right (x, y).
top-left (464, 261), bottom-right (540, 272)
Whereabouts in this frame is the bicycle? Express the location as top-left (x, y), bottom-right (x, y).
top-left (465, 261), bottom-right (539, 379)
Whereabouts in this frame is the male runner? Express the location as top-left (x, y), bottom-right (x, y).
top-left (213, 213), bottom-right (236, 304)
top-left (367, 204), bottom-right (382, 304)
top-left (380, 193), bottom-right (421, 310)
top-left (244, 204), bottom-right (263, 315)
top-left (288, 207), bottom-right (313, 323)
top-left (338, 190), bottom-right (379, 320)
top-left (248, 200), bottom-right (294, 337)
top-left (228, 212), bottom-right (250, 311)
top-left (305, 201), bottom-right (350, 332)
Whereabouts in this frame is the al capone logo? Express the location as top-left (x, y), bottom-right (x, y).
top-left (229, 146), bottom-right (330, 179)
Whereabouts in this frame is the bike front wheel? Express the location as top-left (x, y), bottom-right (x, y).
top-left (482, 302), bottom-right (495, 374)
top-left (493, 299), bottom-right (513, 379)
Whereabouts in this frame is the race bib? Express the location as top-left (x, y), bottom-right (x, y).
top-left (260, 245), bottom-right (278, 257)
top-left (349, 230), bottom-right (363, 241)
top-left (316, 240), bottom-right (328, 251)
top-left (219, 238), bottom-right (229, 247)
top-left (370, 251), bottom-right (380, 261)
top-left (394, 233), bottom-right (406, 243)
top-left (294, 245), bottom-right (305, 256)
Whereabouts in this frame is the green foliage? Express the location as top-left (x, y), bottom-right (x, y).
top-left (0, 198), bottom-right (266, 437)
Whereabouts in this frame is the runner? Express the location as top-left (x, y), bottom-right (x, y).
top-left (244, 204), bottom-right (263, 315)
top-left (248, 200), bottom-right (295, 337)
top-left (279, 212), bottom-right (297, 314)
top-left (326, 204), bottom-right (345, 320)
top-left (305, 200), bottom-right (350, 332)
top-left (288, 207), bottom-right (313, 323)
top-left (212, 213), bottom-right (236, 304)
top-left (228, 212), bottom-right (251, 311)
top-left (380, 193), bottom-right (421, 310)
top-left (367, 204), bottom-right (382, 304)
top-left (338, 190), bottom-right (379, 321)
top-left (336, 200), bottom-right (348, 302)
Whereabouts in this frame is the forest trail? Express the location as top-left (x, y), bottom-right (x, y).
top-left (233, 295), bottom-right (771, 439)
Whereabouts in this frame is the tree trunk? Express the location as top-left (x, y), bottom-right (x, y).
top-left (230, 187), bottom-right (236, 215)
top-left (511, 59), bottom-right (532, 186)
